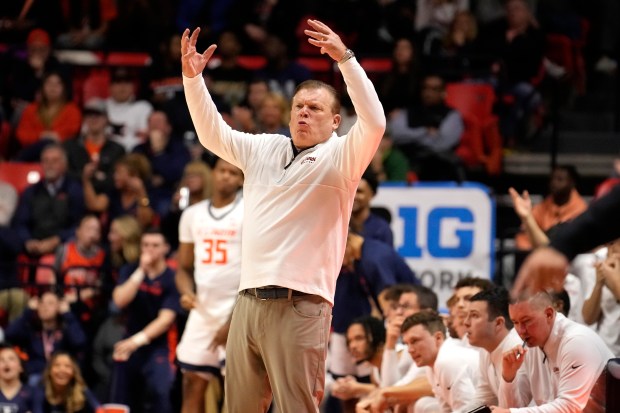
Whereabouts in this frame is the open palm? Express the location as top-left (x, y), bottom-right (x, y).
top-left (180, 28), bottom-right (217, 78)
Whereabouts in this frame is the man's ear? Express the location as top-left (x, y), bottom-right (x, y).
top-left (332, 113), bottom-right (341, 130)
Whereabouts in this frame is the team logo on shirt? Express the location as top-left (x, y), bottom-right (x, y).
top-left (301, 156), bottom-right (316, 165)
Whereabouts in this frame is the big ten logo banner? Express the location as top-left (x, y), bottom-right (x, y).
top-left (372, 183), bottom-right (495, 308)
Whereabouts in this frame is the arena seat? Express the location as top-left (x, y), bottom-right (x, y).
top-left (96, 404), bottom-right (130, 413)
top-left (0, 161), bottom-right (43, 194)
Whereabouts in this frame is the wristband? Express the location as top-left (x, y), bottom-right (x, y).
top-left (129, 268), bottom-right (145, 285)
top-left (131, 331), bottom-right (150, 347)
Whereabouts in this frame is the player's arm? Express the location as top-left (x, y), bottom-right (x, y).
top-left (113, 308), bottom-right (177, 361)
top-left (372, 376), bottom-right (433, 411)
top-left (176, 242), bottom-right (197, 310)
top-left (113, 265), bottom-right (145, 309)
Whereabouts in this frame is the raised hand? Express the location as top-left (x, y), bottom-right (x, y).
top-left (180, 28), bottom-right (217, 78)
top-left (304, 19), bottom-right (347, 62)
top-left (508, 187), bottom-right (532, 220)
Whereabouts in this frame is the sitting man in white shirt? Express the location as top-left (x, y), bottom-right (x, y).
top-left (401, 311), bottom-right (480, 413)
top-left (463, 287), bottom-right (523, 410)
top-left (355, 284), bottom-right (437, 412)
top-left (494, 291), bottom-right (613, 413)
top-left (331, 316), bottom-right (386, 404)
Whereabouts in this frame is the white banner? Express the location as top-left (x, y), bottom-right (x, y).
top-left (372, 182), bottom-right (495, 309)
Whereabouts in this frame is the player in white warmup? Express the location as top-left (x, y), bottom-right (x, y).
top-left (175, 158), bottom-right (244, 413)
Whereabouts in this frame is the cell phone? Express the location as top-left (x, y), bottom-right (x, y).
top-left (467, 406), bottom-right (492, 413)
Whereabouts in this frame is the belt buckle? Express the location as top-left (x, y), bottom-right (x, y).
top-left (255, 288), bottom-right (268, 301)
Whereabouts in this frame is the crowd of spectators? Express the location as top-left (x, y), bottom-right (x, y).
top-left (0, 0), bottom-right (618, 412)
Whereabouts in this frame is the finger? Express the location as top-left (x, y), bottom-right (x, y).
top-left (523, 190), bottom-right (530, 201)
top-left (307, 19), bottom-right (330, 32)
top-left (202, 44), bottom-right (218, 61)
top-left (189, 27), bottom-right (201, 45)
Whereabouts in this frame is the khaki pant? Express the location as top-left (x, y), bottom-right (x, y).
top-left (224, 291), bottom-right (332, 413)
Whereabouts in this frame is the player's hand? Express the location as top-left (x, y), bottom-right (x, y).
top-left (305, 19), bottom-right (347, 62)
top-left (181, 28), bottom-right (217, 78)
top-left (208, 320), bottom-right (231, 350)
top-left (502, 343), bottom-right (527, 383)
top-left (113, 338), bottom-right (139, 362)
top-left (180, 292), bottom-right (197, 310)
top-left (512, 246), bottom-right (568, 298)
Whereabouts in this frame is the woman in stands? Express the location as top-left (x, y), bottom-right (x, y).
top-left (15, 71), bottom-right (82, 161)
top-left (33, 351), bottom-right (99, 413)
top-left (0, 343), bottom-right (35, 412)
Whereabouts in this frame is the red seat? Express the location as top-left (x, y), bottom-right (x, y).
top-left (446, 83), bottom-right (503, 175)
top-left (359, 58), bottom-right (392, 73)
top-left (0, 161), bottom-right (44, 194)
top-left (82, 69), bottom-right (111, 103)
top-left (236, 55), bottom-right (267, 71)
top-left (297, 56), bottom-right (333, 82)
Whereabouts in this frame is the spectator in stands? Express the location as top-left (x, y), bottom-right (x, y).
top-left (64, 98), bottom-right (126, 196)
top-left (13, 144), bottom-right (85, 258)
top-left (378, 37), bottom-right (421, 114)
top-left (582, 239), bottom-right (620, 356)
top-left (509, 165), bottom-right (587, 250)
top-left (331, 316), bottom-right (386, 404)
top-left (149, 33), bottom-right (183, 105)
top-left (401, 311), bottom-right (480, 413)
top-left (105, 0), bottom-right (171, 53)
top-left (53, 214), bottom-right (106, 332)
top-left (370, 131), bottom-right (411, 183)
top-left (255, 34), bottom-right (311, 100)
top-left (105, 67), bottom-right (153, 152)
top-left (4, 28), bottom-right (67, 127)
top-left (15, 71), bottom-right (82, 162)
top-left (463, 287), bottom-right (523, 409)
top-left (133, 110), bottom-right (191, 218)
top-left (0, 343), bottom-right (35, 412)
top-left (206, 30), bottom-right (253, 108)
top-left (430, 10), bottom-right (486, 78)
top-left (161, 160), bottom-right (213, 253)
top-left (0, 181), bottom-right (28, 322)
top-left (33, 351), bottom-right (100, 413)
top-left (110, 229), bottom-right (179, 413)
top-left (231, 0), bottom-right (303, 55)
top-left (5, 290), bottom-right (87, 386)
top-left (495, 291), bottom-right (612, 413)
top-left (255, 92), bottom-right (291, 136)
top-left (55, 0), bottom-right (118, 50)
top-left (106, 215), bottom-right (142, 291)
top-left (415, 0), bottom-right (469, 56)
top-left (389, 74), bottom-right (464, 181)
top-left (350, 168), bottom-right (393, 246)
top-left (231, 78), bottom-right (270, 133)
top-left (83, 153), bottom-right (155, 229)
top-left (480, 0), bottom-right (544, 143)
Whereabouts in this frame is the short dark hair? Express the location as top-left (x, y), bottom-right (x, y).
top-left (455, 277), bottom-right (494, 292)
top-left (553, 164), bottom-right (579, 185)
top-left (348, 315), bottom-right (386, 356)
top-left (470, 286), bottom-right (513, 329)
top-left (412, 284), bottom-right (438, 311)
top-left (293, 80), bottom-right (341, 114)
top-left (401, 311), bottom-right (445, 336)
top-left (361, 168), bottom-right (379, 195)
